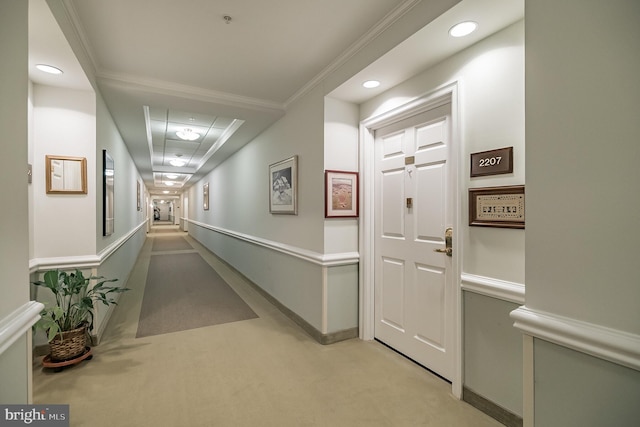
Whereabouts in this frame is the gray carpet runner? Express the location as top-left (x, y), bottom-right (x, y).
top-left (136, 242), bottom-right (258, 338)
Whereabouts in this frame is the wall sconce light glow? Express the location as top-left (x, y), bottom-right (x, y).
top-left (362, 80), bottom-right (381, 89)
top-left (176, 128), bottom-right (200, 141)
top-left (36, 64), bottom-right (63, 75)
top-left (169, 159), bottom-right (186, 167)
top-left (165, 173), bottom-right (179, 179)
top-left (449, 21), bottom-right (477, 37)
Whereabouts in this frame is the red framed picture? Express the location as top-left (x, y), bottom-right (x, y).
top-left (325, 170), bottom-right (358, 218)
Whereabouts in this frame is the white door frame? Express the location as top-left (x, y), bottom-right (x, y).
top-left (358, 81), bottom-right (462, 397)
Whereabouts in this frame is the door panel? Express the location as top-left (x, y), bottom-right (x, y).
top-left (414, 263), bottom-right (446, 349)
top-left (415, 162), bottom-right (445, 241)
top-left (381, 168), bottom-right (405, 239)
top-left (374, 102), bottom-right (453, 380)
top-left (381, 257), bottom-right (405, 331)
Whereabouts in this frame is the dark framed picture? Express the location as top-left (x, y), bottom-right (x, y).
top-left (203, 182), bottom-right (209, 210)
top-left (469, 185), bottom-right (524, 229)
top-left (269, 155), bottom-right (297, 214)
top-left (136, 180), bottom-right (141, 211)
top-left (325, 170), bottom-right (358, 218)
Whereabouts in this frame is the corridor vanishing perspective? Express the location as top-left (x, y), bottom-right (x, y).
top-left (32, 225), bottom-right (502, 427)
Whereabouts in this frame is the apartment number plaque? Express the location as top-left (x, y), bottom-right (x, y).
top-left (469, 185), bottom-right (525, 229)
top-left (470, 147), bottom-right (513, 177)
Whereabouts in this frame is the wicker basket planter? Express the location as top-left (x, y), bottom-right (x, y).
top-left (49, 324), bottom-right (88, 362)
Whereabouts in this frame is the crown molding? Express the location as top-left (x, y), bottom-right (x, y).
top-left (97, 70), bottom-right (285, 113)
top-left (284, 0), bottom-right (422, 109)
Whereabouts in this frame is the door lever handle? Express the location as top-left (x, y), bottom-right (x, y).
top-left (433, 227), bottom-right (453, 257)
top-left (434, 248), bottom-right (452, 256)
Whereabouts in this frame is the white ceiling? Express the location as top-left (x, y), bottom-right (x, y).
top-left (29, 0), bottom-right (523, 196)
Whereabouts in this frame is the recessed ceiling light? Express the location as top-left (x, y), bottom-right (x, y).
top-left (36, 64), bottom-right (63, 75)
top-left (176, 128), bottom-right (200, 141)
top-left (169, 159), bottom-right (186, 167)
top-left (165, 182), bottom-right (174, 186)
top-left (165, 173), bottom-right (179, 179)
top-left (449, 21), bottom-right (478, 38)
top-left (163, 191), bottom-right (170, 194)
top-left (363, 80), bottom-right (381, 89)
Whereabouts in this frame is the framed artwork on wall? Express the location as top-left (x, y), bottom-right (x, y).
top-left (45, 155), bottom-right (87, 194)
top-left (203, 182), bottom-right (209, 210)
top-left (325, 170), bottom-right (358, 218)
top-left (136, 180), bottom-right (141, 211)
top-left (469, 185), bottom-right (525, 228)
top-left (269, 155), bottom-right (297, 215)
top-left (103, 150), bottom-right (115, 236)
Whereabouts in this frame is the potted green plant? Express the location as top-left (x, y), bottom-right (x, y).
top-left (33, 269), bottom-right (129, 362)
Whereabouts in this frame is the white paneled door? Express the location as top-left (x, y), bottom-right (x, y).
top-left (374, 102), bottom-right (454, 380)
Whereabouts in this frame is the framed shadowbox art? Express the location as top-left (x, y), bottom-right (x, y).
top-left (203, 182), bottom-right (209, 210)
top-left (469, 185), bottom-right (525, 229)
top-left (325, 170), bottom-right (358, 218)
top-left (102, 150), bottom-right (114, 236)
top-left (269, 155), bottom-right (297, 215)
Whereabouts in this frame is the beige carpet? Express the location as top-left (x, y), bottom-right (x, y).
top-left (32, 230), bottom-right (503, 427)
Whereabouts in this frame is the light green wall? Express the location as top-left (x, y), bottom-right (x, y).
top-left (525, 0), bottom-right (640, 334)
top-left (525, 0), bottom-right (640, 424)
top-left (464, 292), bottom-right (522, 416)
top-left (326, 265), bottom-right (358, 333)
top-left (0, 0), bottom-right (30, 404)
top-left (95, 92), bottom-right (147, 253)
top-left (534, 340), bottom-right (640, 426)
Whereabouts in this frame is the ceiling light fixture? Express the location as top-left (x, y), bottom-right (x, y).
top-left (169, 158), bottom-right (186, 167)
top-left (449, 21), bottom-right (478, 38)
top-left (165, 173), bottom-right (179, 179)
top-left (165, 182), bottom-right (175, 186)
top-left (176, 128), bottom-right (200, 141)
top-left (362, 80), bottom-right (381, 89)
top-left (36, 64), bottom-right (63, 75)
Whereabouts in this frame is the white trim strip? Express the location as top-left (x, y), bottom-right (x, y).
top-left (0, 301), bottom-right (44, 356)
top-left (461, 273), bottom-right (525, 304)
top-left (511, 306), bottom-right (640, 372)
top-left (188, 220), bottom-right (359, 267)
top-left (29, 222), bottom-right (146, 272)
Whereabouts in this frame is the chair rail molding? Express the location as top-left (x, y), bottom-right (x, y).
top-left (511, 305), bottom-right (640, 372)
top-left (29, 221), bottom-right (146, 272)
top-left (0, 301), bottom-right (44, 356)
top-left (189, 220), bottom-right (359, 267)
top-left (461, 273), bottom-right (525, 305)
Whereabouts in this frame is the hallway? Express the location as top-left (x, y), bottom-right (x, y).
top-left (33, 225), bottom-right (502, 426)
